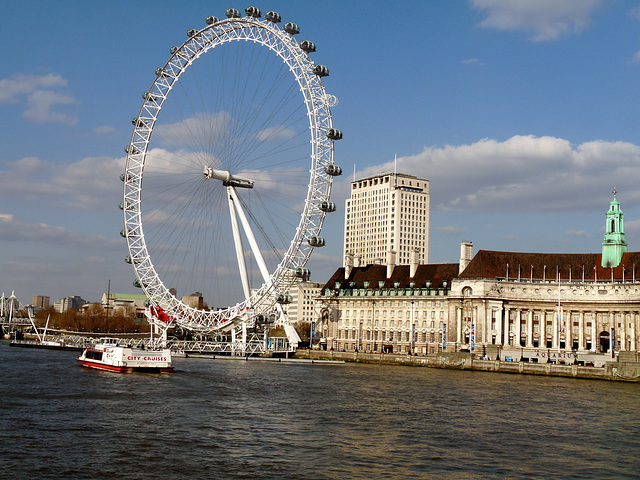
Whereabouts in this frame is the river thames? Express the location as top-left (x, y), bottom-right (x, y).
top-left (1, 341), bottom-right (638, 479)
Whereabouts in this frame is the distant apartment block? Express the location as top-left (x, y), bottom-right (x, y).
top-left (54, 296), bottom-right (87, 313)
top-left (32, 295), bottom-right (50, 310)
top-left (344, 172), bottom-right (429, 267)
top-left (286, 281), bottom-right (323, 324)
top-left (182, 292), bottom-right (204, 310)
top-left (102, 292), bottom-right (148, 318)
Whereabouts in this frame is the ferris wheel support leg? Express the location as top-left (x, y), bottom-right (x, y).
top-left (227, 186), bottom-right (251, 302)
top-left (231, 327), bottom-right (237, 356)
top-left (228, 187), bottom-right (271, 285)
top-left (275, 303), bottom-right (301, 350)
top-left (242, 321), bottom-right (247, 355)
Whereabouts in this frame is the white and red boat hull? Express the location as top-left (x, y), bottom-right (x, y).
top-left (77, 339), bottom-right (173, 373)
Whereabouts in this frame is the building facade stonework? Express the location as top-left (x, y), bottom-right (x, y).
top-left (317, 195), bottom-right (640, 365)
top-left (318, 257), bottom-right (457, 354)
top-left (318, 250), bottom-right (640, 364)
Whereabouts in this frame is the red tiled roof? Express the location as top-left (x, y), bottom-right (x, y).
top-left (458, 250), bottom-right (640, 281)
top-left (322, 263), bottom-right (460, 291)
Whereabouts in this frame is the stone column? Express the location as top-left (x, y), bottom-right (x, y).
top-left (620, 313), bottom-right (626, 351)
top-left (504, 306), bottom-right (511, 346)
top-left (527, 310), bottom-right (534, 348)
top-left (515, 309), bottom-right (521, 347)
top-left (480, 300), bottom-right (486, 345)
top-left (631, 313), bottom-right (636, 352)
top-left (552, 308), bottom-right (558, 350)
top-left (579, 311), bottom-right (585, 352)
top-left (456, 306), bottom-right (462, 345)
top-left (563, 310), bottom-right (570, 350)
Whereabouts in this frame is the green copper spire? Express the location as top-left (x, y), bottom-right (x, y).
top-left (602, 188), bottom-right (627, 268)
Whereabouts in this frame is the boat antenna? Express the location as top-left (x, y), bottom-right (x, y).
top-left (105, 279), bottom-right (110, 329)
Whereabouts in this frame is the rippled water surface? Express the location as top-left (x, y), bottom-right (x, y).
top-left (1, 341), bottom-right (639, 479)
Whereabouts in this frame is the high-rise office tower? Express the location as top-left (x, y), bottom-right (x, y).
top-left (344, 172), bottom-right (429, 266)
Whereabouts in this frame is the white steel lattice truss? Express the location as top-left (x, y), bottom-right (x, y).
top-left (122, 12), bottom-right (338, 337)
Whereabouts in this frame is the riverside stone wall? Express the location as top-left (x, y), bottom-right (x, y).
top-left (294, 349), bottom-right (640, 382)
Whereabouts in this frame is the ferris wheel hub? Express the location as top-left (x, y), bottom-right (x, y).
top-left (203, 166), bottom-right (254, 188)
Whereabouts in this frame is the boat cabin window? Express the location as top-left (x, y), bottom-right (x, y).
top-left (86, 350), bottom-right (104, 361)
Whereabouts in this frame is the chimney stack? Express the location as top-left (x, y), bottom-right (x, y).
top-left (459, 241), bottom-right (473, 274)
top-left (345, 252), bottom-right (354, 280)
top-left (387, 250), bottom-right (396, 279)
top-left (410, 248), bottom-right (419, 278)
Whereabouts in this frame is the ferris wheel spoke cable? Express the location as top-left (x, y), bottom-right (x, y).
top-left (143, 178), bottom-right (211, 241)
top-left (230, 77), bottom-right (301, 167)
top-left (236, 191), bottom-right (284, 260)
top-left (235, 108), bottom-right (309, 173)
top-left (236, 87), bottom-right (305, 166)
top-left (253, 189), bottom-right (292, 247)
top-left (147, 185), bottom-right (208, 281)
top-left (215, 44), bottom-right (302, 174)
top-left (255, 188), bottom-right (306, 220)
top-left (168, 187), bottom-right (224, 297)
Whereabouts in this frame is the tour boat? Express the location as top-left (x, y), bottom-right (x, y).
top-left (77, 338), bottom-right (173, 373)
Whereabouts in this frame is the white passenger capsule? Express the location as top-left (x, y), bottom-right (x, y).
top-left (324, 164), bottom-right (342, 176)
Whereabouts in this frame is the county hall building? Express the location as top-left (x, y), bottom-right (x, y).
top-left (318, 192), bottom-right (640, 365)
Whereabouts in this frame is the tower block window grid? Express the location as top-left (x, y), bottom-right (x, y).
top-left (344, 173), bottom-right (429, 267)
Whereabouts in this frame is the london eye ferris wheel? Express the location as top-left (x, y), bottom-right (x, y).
top-left (121, 6), bottom-right (342, 334)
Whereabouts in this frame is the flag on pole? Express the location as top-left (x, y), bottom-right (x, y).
top-left (442, 323), bottom-right (447, 350)
top-left (471, 324), bottom-right (475, 351)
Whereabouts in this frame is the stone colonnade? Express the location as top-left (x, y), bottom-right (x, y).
top-left (453, 301), bottom-right (639, 353)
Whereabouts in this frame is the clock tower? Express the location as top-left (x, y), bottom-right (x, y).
top-left (601, 188), bottom-right (627, 268)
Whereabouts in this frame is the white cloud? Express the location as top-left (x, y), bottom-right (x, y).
top-left (0, 73), bottom-right (67, 104)
top-left (153, 112), bottom-right (232, 146)
top-left (462, 58), bottom-right (483, 66)
top-left (0, 154), bottom-right (124, 211)
top-left (256, 126), bottom-right (296, 142)
top-left (472, 0), bottom-right (603, 41)
top-left (0, 213), bottom-right (119, 250)
top-left (23, 89), bottom-right (77, 125)
top-left (94, 125), bottom-right (116, 135)
top-left (436, 225), bottom-right (467, 234)
top-left (0, 73), bottom-right (78, 125)
top-left (355, 135), bottom-right (640, 214)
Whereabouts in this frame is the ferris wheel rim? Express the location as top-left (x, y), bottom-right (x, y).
top-left (122, 13), bottom-right (337, 332)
